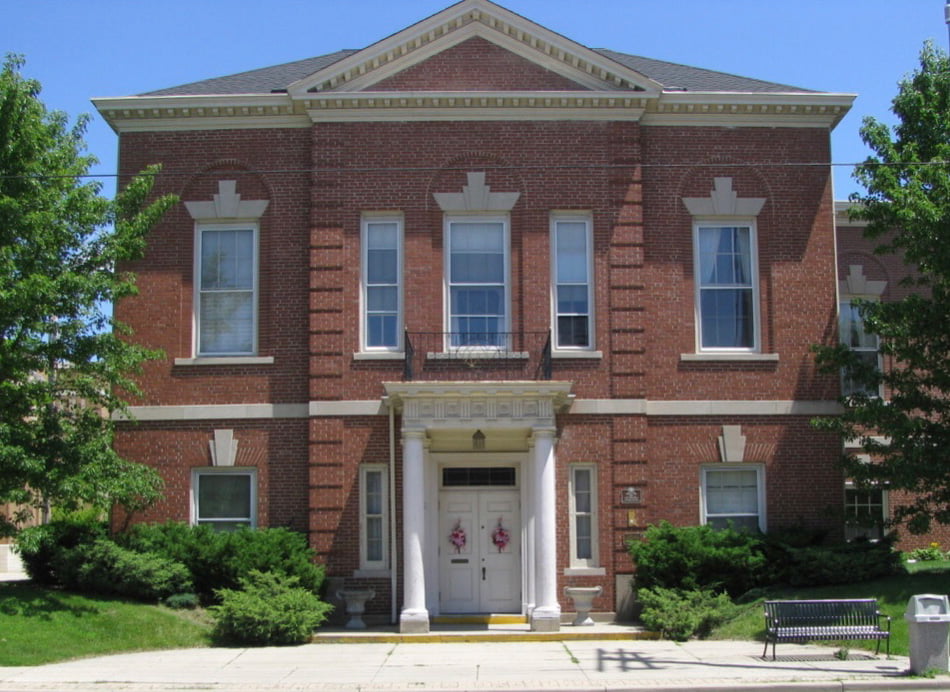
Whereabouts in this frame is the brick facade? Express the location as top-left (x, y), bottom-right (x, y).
top-left (103, 1), bottom-right (860, 625)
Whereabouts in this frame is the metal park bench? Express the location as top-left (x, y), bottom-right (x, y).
top-left (763, 599), bottom-right (891, 660)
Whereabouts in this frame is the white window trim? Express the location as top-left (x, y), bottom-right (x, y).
top-left (692, 220), bottom-right (761, 353)
top-left (359, 464), bottom-right (389, 573)
top-left (568, 463), bottom-right (599, 569)
top-left (844, 481), bottom-right (888, 541)
top-left (191, 467), bottom-right (258, 529)
top-left (700, 464), bottom-right (766, 532)
top-left (551, 213), bottom-right (595, 353)
top-left (360, 215), bottom-right (404, 353)
top-left (443, 214), bottom-right (510, 351)
top-left (839, 297), bottom-right (883, 399)
top-left (194, 222), bottom-right (260, 357)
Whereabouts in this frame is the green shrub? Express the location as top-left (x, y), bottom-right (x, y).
top-left (908, 544), bottom-right (945, 561)
top-left (16, 517), bottom-right (108, 585)
top-left (54, 538), bottom-right (192, 601)
top-left (118, 522), bottom-right (324, 602)
top-left (638, 586), bottom-right (737, 641)
top-left (768, 535), bottom-right (904, 587)
top-left (628, 522), bottom-right (769, 597)
top-left (163, 592), bottom-right (200, 609)
top-left (209, 571), bottom-right (333, 646)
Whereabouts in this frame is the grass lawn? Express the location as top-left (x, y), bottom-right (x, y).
top-left (0, 581), bottom-right (211, 666)
top-left (711, 561), bottom-right (950, 657)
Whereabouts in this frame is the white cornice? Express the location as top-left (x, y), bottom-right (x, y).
top-left (286, 0), bottom-right (661, 96)
top-left (93, 94), bottom-right (305, 134)
top-left (647, 91), bottom-right (855, 130)
top-left (94, 91), bottom-right (852, 132)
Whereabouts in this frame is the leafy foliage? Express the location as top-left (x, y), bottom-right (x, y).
top-left (117, 521), bottom-right (326, 602)
top-left (210, 570), bottom-right (332, 646)
top-left (813, 42), bottom-right (950, 534)
top-left (637, 586), bottom-right (737, 641)
top-left (0, 55), bottom-right (177, 534)
top-left (628, 521), bottom-right (770, 597)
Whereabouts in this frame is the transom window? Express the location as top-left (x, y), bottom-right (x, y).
top-left (442, 466), bottom-right (516, 487)
top-left (362, 218), bottom-right (402, 351)
top-left (553, 216), bottom-right (593, 349)
top-left (446, 218), bottom-right (508, 348)
top-left (695, 224), bottom-right (758, 350)
top-left (197, 225), bottom-right (257, 356)
top-left (702, 465), bottom-right (764, 532)
top-left (192, 468), bottom-right (256, 531)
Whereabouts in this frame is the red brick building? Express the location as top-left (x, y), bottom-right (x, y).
top-left (95, 0), bottom-right (855, 630)
top-left (834, 203), bottom-right (950, 551)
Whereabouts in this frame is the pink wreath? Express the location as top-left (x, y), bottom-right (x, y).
top-left (449, 519), bottom-right (466, 553)
top-left (491, 517), bottom-right (510, 553)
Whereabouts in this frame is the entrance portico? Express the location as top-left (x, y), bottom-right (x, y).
top-left (385, 382), bottom-right (573, 633)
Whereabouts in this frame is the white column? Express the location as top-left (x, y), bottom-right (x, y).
top-left (531, 426), bottom-right (560, 631)
top-left (524, 438), bottom-right (536, 616)
top-left (400, 428), bottom-right (429, 633)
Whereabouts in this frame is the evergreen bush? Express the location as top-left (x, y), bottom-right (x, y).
top-left (16, 516), bottom-right (108, 585)
top-left (637, 586), bottom-right (737, 641)
top-left (210, 570), bottom-right (332, 646)
top-left (118, 522), bottom-right (325, 602)
top-left (770, 535), bottom-right (905, 586)
top-left (628, 521), bottom-right (769, 597)
top-left (54, 538), bottom-right (192, 601)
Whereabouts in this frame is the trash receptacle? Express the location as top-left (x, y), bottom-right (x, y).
top-left (905, 594), bottom-right (950, 674)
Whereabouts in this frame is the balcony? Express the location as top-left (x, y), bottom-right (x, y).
top-left (403, 331), bottom-right (552, 381)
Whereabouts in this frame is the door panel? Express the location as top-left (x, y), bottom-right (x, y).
top-left (439, 488), bottom-right (520, 613)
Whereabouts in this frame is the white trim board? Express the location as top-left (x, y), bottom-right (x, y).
top-left (116, 398), bottom-right (840, 421)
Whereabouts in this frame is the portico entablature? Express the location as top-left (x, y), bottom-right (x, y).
top-left (384, 381), bottom-right (573, 431)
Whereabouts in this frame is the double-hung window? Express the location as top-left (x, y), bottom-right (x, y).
top-left (362, 218), bottom-right (402, 351)
top-left (569, 464), bottom-right (598, 568)
top-left (839, 300), bottom-right (881, 397)
top-left (446, 217), bottom-right (508, 348)
top-left (701, 465), bottom-right (764, 532)
top-left (553, 216), bottom-right (593, 350)
top-left (844, 484), bottom-right (886, 541)
top-left (192, 468), bottom-right (256, 531)
top-left (360, 465), bottom-right (388, 571)
top-left (695, 224), bottom-right (758, 351)
top-left (197, 225), bottom-right (257, 356)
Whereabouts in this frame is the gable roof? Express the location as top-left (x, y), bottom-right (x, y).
top-left (95, 0), bottom-right (851, 132)
top-left (142, 48), bottom-right (812, 98)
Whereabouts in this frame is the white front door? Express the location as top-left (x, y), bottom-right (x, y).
top-left (439, 489), bottom-right (520, 613)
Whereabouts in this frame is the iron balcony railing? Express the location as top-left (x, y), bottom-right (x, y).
top-left (403, 330), bottom-right (552, 381)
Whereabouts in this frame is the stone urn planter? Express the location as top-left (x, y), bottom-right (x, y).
top-left (564, 585), bottom-right (602, 626)
top-left (336, 588), bottom-right (376, 629)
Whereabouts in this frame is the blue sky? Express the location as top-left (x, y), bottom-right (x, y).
top-left (3, 0), bottom-right (946, 199)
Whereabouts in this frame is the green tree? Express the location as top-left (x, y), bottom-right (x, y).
top-left (0, 55), bottom-right (176, 535)
top-left (813, 41), bottom-right (950, 535)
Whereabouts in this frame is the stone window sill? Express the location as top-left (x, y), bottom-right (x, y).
top-left (174, 356), bottom-right (275, 366)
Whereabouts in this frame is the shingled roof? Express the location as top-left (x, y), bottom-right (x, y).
top-left (141, 47), bottom-right (814, 97)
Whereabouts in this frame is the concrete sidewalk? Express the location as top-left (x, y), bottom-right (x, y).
top-left (0, 638), bottom-right (944, 692)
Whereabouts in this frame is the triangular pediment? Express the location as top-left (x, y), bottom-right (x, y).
top-left (287, 0), bottom-right (661, 97)
top-left (370, 37), bottom-right (592, 92)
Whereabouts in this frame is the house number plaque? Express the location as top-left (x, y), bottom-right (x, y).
top-left (620, 486), bottom-right (642, 505)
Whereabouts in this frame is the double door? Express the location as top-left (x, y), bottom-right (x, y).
top-left (438, 489), bottom-right (520, 613)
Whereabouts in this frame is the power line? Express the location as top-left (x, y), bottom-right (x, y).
top-left (0, 159), bottom-right (946, 182)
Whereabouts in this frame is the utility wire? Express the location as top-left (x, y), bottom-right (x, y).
top-left (0, 159), bottom-right (946, 182)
